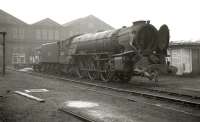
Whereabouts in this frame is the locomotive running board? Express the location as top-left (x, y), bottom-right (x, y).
top-left (112, 50), bottom-right (136, 57)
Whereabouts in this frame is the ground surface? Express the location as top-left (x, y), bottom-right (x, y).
top-left (0, 70), bottom-right (200, 122)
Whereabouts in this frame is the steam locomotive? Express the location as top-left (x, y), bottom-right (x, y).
top-left (33, 20), bottom-right (170, 82)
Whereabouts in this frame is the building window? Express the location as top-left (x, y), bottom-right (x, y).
top-left (48, 30), bottom-right (53, 40)
top-left (12, 28), bottom-right (18, 39)
top-left (19, 28), bottom-right (25, 39)
top-left (12, 53), bottom-right (26, 64)
top-left (20, 57), bottom-right (25, 63)
top-left (12, 28), bottom-right (24, 39)
top-left (13, 57), bottom-right (17, 63)
top-left (55, 30), bottom-right (59, 40)
top-left (42, 29), bottom-right (48, 40)
top-left (36, 29), bottom-right (41, 40)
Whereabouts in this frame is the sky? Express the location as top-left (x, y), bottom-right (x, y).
top-left (0, 0), bottom-right (200, 41)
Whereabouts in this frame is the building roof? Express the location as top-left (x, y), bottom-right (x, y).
top-left (0, 9), bottom-right (114, 30)
top-left (0, 9), bottom-right (27, 25)
top-left (63, 15), bottom-right (114, 29)
top-left (170, 41), bottom-right (200, 47)
top-left (32, 18), bottom-right (61, 26)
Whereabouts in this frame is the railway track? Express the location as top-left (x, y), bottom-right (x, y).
top-left (10, 68), bottom-right (200, 117)
top-left (132, 86), bottom-right (200, 106)
top-left (35, 71), bottom-right (200, 107)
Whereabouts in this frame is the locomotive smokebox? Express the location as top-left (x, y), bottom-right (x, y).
top-left (118, 20), bottom-right (157, 54)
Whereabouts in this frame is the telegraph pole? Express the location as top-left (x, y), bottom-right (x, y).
top-left (0, 32), bottom-right (7, 76)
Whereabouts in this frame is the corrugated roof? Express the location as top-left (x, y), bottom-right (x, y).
top-left (170, 41), bottom-right (200, 46)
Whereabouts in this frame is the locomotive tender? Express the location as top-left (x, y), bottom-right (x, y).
top-left (33, 20), bottom-right (170, 82)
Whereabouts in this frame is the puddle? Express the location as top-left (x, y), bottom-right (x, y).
top-left (155, 104), bottom-right (162, 107)
top-left (61, 101), bottom-right (135, 122)
top-left (24, 89), bottom-right (49, 93)
top-left (64, 101), bottom-right (99, 108)
top-left (18, 67), bottom-right (33, 72)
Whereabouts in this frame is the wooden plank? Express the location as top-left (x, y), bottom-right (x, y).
top-left (14, 91), bottom-right (45, 102)
top-left (24, 89), bottom-right (48, 93)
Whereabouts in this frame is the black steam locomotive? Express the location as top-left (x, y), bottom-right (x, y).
top-left (33, 20), bottom-right (170, 82)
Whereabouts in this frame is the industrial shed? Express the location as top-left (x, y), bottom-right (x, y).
top-left (0, 9), bottom-right (114, 66)
top-left (168, 41), bottom-right (200, 75)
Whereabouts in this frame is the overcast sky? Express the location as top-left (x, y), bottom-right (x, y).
top-left (0, 0), bottom-right (200, 41)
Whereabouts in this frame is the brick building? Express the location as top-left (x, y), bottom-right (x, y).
top-left (0, 9), bottom-right (114, 67)
top-left (0, 9), bottom-right (28, 65)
